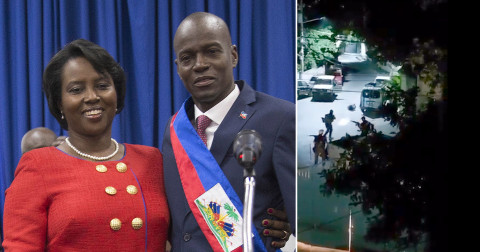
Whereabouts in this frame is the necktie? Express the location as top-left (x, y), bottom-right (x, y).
top-left (196, 115), bottom-right (212, 146)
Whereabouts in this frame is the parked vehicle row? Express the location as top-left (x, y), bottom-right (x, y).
top-left (297, 71), bottom-right (345, 101)
top-left (297, 72), bottom-right (393, 111)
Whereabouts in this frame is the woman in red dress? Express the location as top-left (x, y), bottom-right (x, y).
top-left (2, 39), bottom-right (170, 251)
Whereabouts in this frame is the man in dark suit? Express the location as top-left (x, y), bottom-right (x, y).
top-left (162, 12), bottom-right (295, 251)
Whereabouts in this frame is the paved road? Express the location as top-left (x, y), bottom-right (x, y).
top-left (296, 64), bottom-right (425, 251)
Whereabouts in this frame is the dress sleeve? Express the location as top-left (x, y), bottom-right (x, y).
top-left (2, 152), bottom-right (48, 251)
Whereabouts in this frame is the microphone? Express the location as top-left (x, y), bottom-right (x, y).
top-left (233, 129), bottom-right (262, 173)
top-left (233, 129), bottom-right (261, 252)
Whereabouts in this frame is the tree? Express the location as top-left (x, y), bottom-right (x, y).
top-left (301, 26), bottom-right (338, 71)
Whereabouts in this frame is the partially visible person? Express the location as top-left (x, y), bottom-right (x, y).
top-left (20, 127), bottom-right (66, 154)
top-left (313, 129), bottom-right (327, 165)
top-left (263, 208), bottom-right (293, 248)
top-left (3, 39), bottom-right (169, 251)
top-left (20, 127), bottom-right (58, 154)
top-left (358, 116), bottom-right (374, 136)
top-left (162, 12), bottom-right (295, 251)
top-left (323, 109), bottom-right (335, 140)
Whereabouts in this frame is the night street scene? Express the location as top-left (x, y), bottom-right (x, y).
top-left (296, 1), bottom-right (447, 252)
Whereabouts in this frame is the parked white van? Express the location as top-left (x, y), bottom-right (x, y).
top-left (359, 82), bottom-right (386, 112)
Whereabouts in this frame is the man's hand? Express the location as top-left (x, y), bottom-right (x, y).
top-left (261, 208), bottom-right (291, 248)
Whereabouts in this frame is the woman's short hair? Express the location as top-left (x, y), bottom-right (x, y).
top-left (42, 39), bottom-right (126, 130)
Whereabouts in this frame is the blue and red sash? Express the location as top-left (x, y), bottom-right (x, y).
top-left (169, 101), bottom-right (267, 252)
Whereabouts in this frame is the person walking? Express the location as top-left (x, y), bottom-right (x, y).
top-left (324, 109), bottom-right (336, 140)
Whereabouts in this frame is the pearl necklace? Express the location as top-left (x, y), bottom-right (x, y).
top-left (65, 137), bottom-right (119, 161)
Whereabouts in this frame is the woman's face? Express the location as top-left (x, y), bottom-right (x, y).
top-left (59, 57), bottom-right (117, 137)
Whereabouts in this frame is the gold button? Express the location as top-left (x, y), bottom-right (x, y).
top-left (96, 165), bottom-right (107, 173)
top-left (105, 186), bottom-right (117, 195)
top-left (110, 218), bottom-right (122, 231)
top-left (116, 162), bottom-right (127, 172)
top-left (131, 217), bottom-right (143, 230)
top-left (126, 185), bottom-right (138, 195)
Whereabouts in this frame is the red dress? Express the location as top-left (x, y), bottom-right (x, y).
top-left (2, 144), bottom-right (170, 251)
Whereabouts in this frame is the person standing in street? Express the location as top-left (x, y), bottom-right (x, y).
top-left (359, 116), bottom-right (374, 136)
top-left (313, 129), bottom-right (327, 165)
top-left (324, 109), bottom-right (336, 140)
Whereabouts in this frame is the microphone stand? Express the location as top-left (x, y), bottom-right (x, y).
top-left (242, 150), bottom-right (256, 252)
top-left (233, 129), bottom-right (262, 252)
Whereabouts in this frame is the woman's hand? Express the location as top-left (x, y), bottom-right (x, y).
top-left (261, 208), bottom-right (292, 248)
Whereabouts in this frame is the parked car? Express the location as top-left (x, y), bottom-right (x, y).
top-left (333, 70), bottom-right (343, 86)
top-left (297, 80), bottom-right (312, 97)
top-left (359, 82), bottom-right (387, 112)
top-left (312, 84), bottom-right (335, 102)
top-left (311, 74), bottom-right (342, 90)
top-left (325, 64), bottom-right (343, 85)
top-left (308, 75), bottom-right (322, 86)
top-left (311, 75), bottom-right (337, 102)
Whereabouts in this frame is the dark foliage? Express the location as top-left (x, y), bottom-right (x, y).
top-left (320, 101), bottom-right (448, 251)
top-left (301, 0), bottom-right (448, 63)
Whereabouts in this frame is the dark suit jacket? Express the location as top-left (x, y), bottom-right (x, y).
top-left (162, 81), bottom-right (295, 251)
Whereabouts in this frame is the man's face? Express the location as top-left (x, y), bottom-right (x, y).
top-left (174, 18), bottom-right (238, 112)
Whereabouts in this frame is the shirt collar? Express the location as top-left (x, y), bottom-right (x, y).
top-left (194, 84), bottom-right (240, 125)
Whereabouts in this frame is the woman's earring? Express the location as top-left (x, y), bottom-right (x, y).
top-left (61, 112), bottom-right (64, 120)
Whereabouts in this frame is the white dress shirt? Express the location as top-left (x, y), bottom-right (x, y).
top-left (194, 84), bottom-right (240, 150)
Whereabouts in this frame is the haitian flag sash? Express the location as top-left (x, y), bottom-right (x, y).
top-left (169, 101), bottom-right (267, 252)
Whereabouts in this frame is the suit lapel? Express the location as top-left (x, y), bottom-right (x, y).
top-left (210, 81), bottom-right (257, 166)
